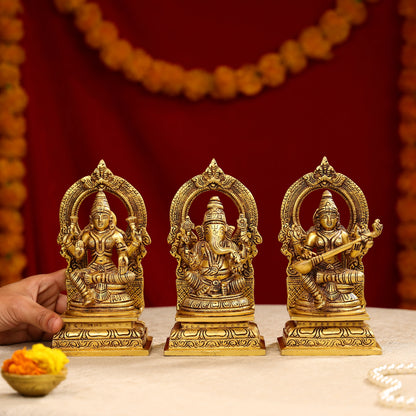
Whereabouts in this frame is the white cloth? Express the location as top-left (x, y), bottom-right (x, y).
top-left (1, 305), bottom-right (416, 416)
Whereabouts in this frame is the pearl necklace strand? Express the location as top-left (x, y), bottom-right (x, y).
top-left (367, 363), bottom-right (416, 409)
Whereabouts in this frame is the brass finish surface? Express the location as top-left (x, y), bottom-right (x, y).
top-left (278, 157), bottom-right (382, 355)
top-left (165, 159), bottom-right (265, 355)
top-left (52, 161), bottom-right (151, 356)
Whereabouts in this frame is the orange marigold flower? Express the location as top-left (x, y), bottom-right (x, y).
top-left (257, 53), bottom-right (286, 87)
top-left (54, 0), bottom-right (85, 14)
top-left (122, 48), bottom-right (152, 82)
top-left (2, 349), bottom-right (45, 375)
top-left (399, 0), bottom-right (416, 18)
top-left (336, 0), bottom-right (367, 25)
top-left (299, 26), bottom-right (332, 60)
top-left (397, 222), bottom-right (416, 247)
top-left (0, 158), bottom-right (25, 183)
top-left (319, 10), bottom-right (351, 45)
top-left (142, 59), bottom-right (166, 93)
top-left (398, 275), bottom-right (416, 300)
top-left (183, 69), bottom-right (213, 101)
top-left (400, 145), bottom-right (416, 170)
top-left (0, 63), bottom-right (19, 87)
top-left (402, 19), bottom-right (416, 45)
top-left (0, 0), bottom-right (23, 17)
top-left (0, 208), bottom-right (23, 233)
top-left (0, 85), bottom-right (28, 113)
top-left (399, 69), bottom-right (416, 93)
top-left (399, 94), bottom-right (416, 121)
top-left (0, 113), bottom-right (25, 136)
top-left (212, 65), bottom-right (238, 100)
top-left (0, 251), bottom-right (26, 278)
top-left (0, 180), bottom-right (26, 208)
top-left (100, 39), bottom-right (132, 71)
top-left (161, 63), bottom-right (185, 96)
top-left (0, 44), bottom-right (24, 65)
top-left (0, 136), bottom-right (26, 158)
top-left (0, 16), bottom-right (23, 42)
top-left (235, 65), bottom-right (263, 96)
top-left (75, 2), bottom-right (101, 32)
top-left (398, 249), bottom-right (416, 278)
top-left (0, 232), bottom-right (23, 255)
top-left (397, 196), bottom-right (416, 222)
top-left (280, 40), bottom-right (307, 74)
top-left (402, 45), bottom-right (416, 68)
top-left (399, 121), bottom-right (416, 144)
top-left (398, 171), bottom-right (416, 195)
top-left (85, 21), bottom-right (118, 49)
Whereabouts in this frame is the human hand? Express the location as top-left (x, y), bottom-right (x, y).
top-left (0, 270), bottom-right (67, 345)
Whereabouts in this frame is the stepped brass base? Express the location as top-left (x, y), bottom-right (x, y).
top-left (278, 317), bottom-right (381, 356)
top-left (52, 313), bottom-right (152, 356)
top-left (164, 317), bottom-right (265, 356)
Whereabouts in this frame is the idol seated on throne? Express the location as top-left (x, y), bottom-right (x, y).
top-left (175, 196), bottom-right (252, 314)
top-left (62, 190), bottom-right (143, 312)
top-left (291, 190), bottom-right (375, 315)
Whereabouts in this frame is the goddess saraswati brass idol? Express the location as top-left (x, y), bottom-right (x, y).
top-left (52, 160), bottom-right (152, 356)
top-left (278, 157), bottom-right (382, 355)
top-left (164, 159), bottom-right (265, 355)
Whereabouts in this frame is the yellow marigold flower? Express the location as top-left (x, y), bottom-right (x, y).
top-left (85, 20), bottom-right (118, 49)
top-left (0, 44), bottom-right (24, 65)
top-left (400, 94), bottom-right (416, 121)
top-left (280, 40), bottom-right (307, 74)
top-left (122, 48), bottom-right (152, 82)
top-left (183, 69), bottom-right (213, 101)
top-left (336, 0), bottom-right (367, 25)
top-left (399, 69), bottom-right (416, 93)
top-left (0, 0), bottom-right (23, 17)
top-left (299, 26), bottom-right (332, 60)
top-left (402, 20), bottom-right (416, 45)
top-left (258, 53), bottom-right (286, 87)
top-left (235, 65), bottom-right (262, 96)
top-left (0, 251), bottom-right (26, 278)
top-left (0, 62), bottom-right (19, 87)
top-left (399, 122), bottom-right (416, 144)
top-left (100, 39), bottom-right (132, 71)
top-left (161, 62), bottom-right (185, 96)
top-left (212, 65), bottom-right (237, 100)
top-left (0, 113), bottom-right (25, 136)
top-left (54, 0), bottom-right (85, 14)
top-left (0, 180), bottom-right (26, 208)
top-left (75, 2), bottom-right (101, 32)
top-left (0, 85), bottom-right (28, 113)
top-left (397, 197), bottom-right (416, 222)
top-left (0, 16), bottom-right (23, 42)
top-left (0, 208), bottom-right (23, 233)
top-left (25, 344), bottom-right (69, 375)
top-left (319, 10), bottom-right (351, 45)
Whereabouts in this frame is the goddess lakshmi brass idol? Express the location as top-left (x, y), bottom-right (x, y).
top-left (52, 160), bottom-right (152, 356)
top-left (278, 157), bottom-right (382, 355)
top-left (164, 159), bottom-right (265, 355)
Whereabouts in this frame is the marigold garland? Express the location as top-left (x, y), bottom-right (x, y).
top-left (54, 0), bottom-right (380, 101)
top-left (397, 0), bottom-right (416, 309)
top-left (0, 0), bottom-right (26, 286)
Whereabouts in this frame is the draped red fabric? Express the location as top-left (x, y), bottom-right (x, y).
top-left (21, 0), bottom-right (400, 307)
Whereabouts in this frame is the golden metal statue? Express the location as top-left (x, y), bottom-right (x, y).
top-left (164, 159), bottom-right (265, 355)
top-left (52, 160), bottom-right (152, 356)
top-left (278, 157), bottom-right (382, 355)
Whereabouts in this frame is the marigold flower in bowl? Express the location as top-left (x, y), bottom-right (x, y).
top-left (2, 344), bottom-right (68, 396)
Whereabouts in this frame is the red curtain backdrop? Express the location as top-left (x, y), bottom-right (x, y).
top-left (21, 0), bottom-right (400, 307)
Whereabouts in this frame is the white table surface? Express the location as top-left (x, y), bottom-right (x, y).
top-left (1, 305), bottom-right (416, 416)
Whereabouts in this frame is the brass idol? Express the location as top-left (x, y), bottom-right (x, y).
top-left (52, 161), bottom-right (152, 355)
top-left (164, 159), bottom-right (265, 355)
top-left (278, 157), bottom-right (382, 355)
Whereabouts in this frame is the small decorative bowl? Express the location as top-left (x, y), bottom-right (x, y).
top-left (1, 369), bottom-right (67, 397)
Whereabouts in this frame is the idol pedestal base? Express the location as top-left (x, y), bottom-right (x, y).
top-left (278, 313), bottom-right (381, 356)
top-left (164, 314), bottom-right (265, 356)
top-left (52, 312), bottom-right (152, 356)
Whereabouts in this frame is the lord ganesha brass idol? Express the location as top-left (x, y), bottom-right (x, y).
top-left (52, 161), bottom-right (152, 355)
top-left (278, 157), bottom-right (382, 355)
top-left (164, 160), bottom-right (265, 355)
